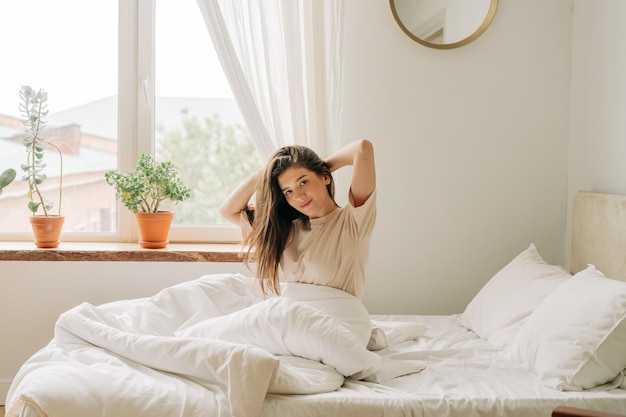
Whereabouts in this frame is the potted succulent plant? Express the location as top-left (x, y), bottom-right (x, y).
top-left (19, 85), bottom-right (64, 248)
top-left (104, 153), bottom-right (191, 248)
top-left (0, 168), bottom-right (16, 196)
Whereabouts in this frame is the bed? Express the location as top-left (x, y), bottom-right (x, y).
top-left (5, 190), bottom-right (626, 417)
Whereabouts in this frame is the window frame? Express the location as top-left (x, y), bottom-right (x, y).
top-left (132, 0), bottom-right (243, 244)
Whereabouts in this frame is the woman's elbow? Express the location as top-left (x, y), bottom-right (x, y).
top-left (358, 139), bottom-right (374, 161)
top-left (219, 204), bottom-right (238, 224)
top-left (358, 138), bottom-right (373, 152)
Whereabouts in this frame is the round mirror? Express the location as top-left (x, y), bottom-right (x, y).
top-left (390, 0), bottom-right (498, 49)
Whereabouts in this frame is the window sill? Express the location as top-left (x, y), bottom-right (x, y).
top-left (0, 242), bottom-right (246, 262)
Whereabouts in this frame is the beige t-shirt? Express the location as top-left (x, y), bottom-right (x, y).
top-left (280, 189), bottom-right (377, 299)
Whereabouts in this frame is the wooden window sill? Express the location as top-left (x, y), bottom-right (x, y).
top-left (0, 242), bottom-right (246, 262)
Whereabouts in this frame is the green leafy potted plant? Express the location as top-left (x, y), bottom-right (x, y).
top-left (19, 85), bottom-right (64, 248)
top-left (105, 153), bottom-right (191, 248)
top-left (0, 168), bottom-right (16, 196)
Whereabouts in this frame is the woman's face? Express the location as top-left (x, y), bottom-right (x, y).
top-left (277, 165), bottom-right (335, 219)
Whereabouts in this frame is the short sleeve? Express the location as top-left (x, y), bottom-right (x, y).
top-left (348, 189), bottom-right (376, 231)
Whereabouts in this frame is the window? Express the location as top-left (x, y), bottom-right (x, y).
top-left (0, 0), bottom-right (259, 243)
top-left (0, 0), bottom-right (118, 237)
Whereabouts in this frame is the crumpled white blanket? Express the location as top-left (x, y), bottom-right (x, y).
top-left (5, 273), bottom-right (426, 417)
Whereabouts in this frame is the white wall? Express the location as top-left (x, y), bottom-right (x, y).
top-left (342, 0), bottom-right (573, 314)
top-left (565, 0), bottom-right (626, 268)
top-left (8, 0), bottom-right (623, 403)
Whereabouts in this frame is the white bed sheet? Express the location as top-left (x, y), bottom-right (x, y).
top-left (262, 314), bottom-right (626, 417)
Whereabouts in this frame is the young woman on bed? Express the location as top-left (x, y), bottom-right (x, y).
top-left (220, 139), bottom-right (376, 300)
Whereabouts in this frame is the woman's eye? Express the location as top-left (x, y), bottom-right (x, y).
top-left (284, 190), bottom-right (292, 197)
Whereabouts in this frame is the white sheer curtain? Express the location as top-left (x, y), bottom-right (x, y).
top-left (196, 0), bottom-right (344, 159)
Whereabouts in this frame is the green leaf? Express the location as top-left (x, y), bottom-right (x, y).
top-left (0, 168), bottom-right (16, 189)
top-left (28, 201), bottom-right (40, 213)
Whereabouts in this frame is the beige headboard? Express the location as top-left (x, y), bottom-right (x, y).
top-left (571, 191), bottom-right (626, 280)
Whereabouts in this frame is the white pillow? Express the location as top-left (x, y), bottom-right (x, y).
top-left (460, 243), bottom-right (571, 346)
top-left (509, 265), bottom-right (626, 390)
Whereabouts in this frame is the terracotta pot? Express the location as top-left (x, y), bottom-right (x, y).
top-left (30, 215), bottom-right (65, 248)
top-left (136, 211), bottom-right (174, 249)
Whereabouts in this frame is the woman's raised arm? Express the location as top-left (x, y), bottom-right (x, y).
top-left (325, 139), bottom-right (376, 207)
top-left (219, 170), bottom-right (260, 225)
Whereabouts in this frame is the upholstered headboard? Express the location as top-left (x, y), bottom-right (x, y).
top-left (571, 191), bottom-right (626, 281)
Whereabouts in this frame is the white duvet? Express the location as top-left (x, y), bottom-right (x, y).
top-left (5, 273), bottom-right (424, 417)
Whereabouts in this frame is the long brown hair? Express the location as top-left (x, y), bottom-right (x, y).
top-left (243, 145), bottom-right (335, 295)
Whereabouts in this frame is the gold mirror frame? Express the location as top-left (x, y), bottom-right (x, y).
top-left (390, 0), bottom-right (498, 50)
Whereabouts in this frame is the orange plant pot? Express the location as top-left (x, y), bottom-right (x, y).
top-left (136, 211), bottom-right (174, 249)
top-left (30, 215), bottom-right (65, 248)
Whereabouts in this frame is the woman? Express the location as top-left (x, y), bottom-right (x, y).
top-left (220, 139), bottom-right (376, 299)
